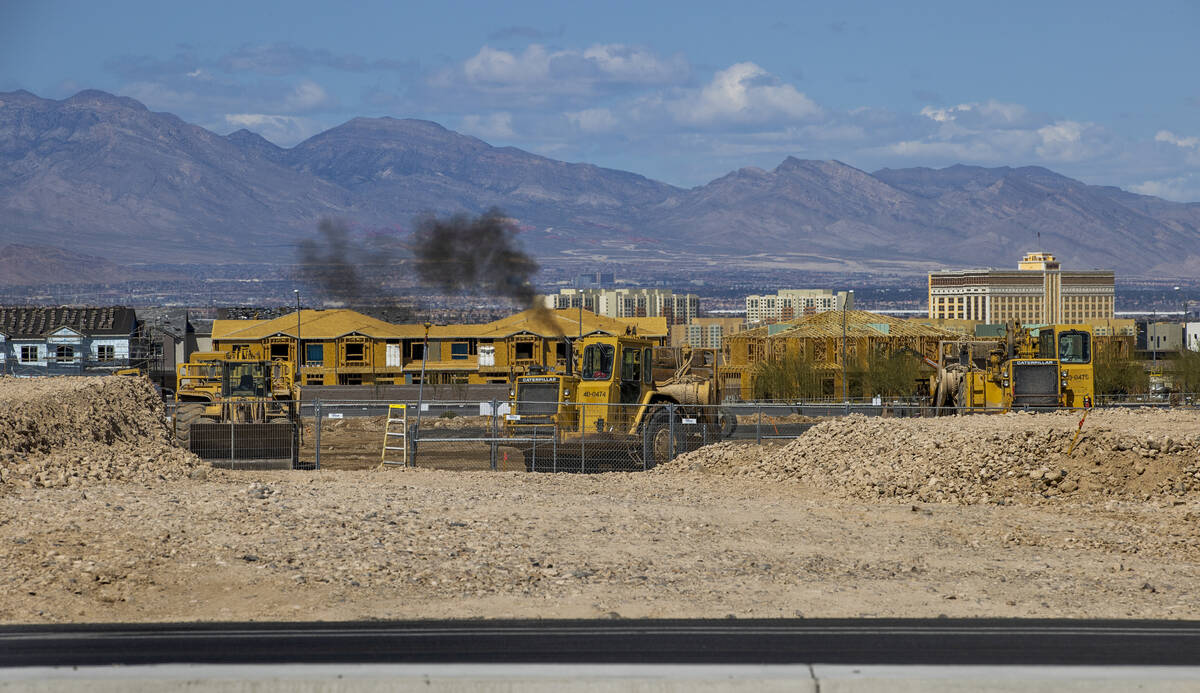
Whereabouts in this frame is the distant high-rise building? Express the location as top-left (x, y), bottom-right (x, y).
top-left (669, 317), bottom-right (746, 349)
top-left (745, 289), bottom-right (853, 324)
top-left (927, 252), bottom-right (1114, 323)
top-left (545, 288), bottom-right (699, 325)
top-left (573, 271), bottom-right (616, 289)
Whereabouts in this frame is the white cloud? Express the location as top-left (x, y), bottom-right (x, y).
top-left (282, 80), bottom-right (331, 111)
top-left (121, 76), bottom-right (334, 118)
top-left (880, 99), bottom-right (1111, 165)
top-left (566, 108), bottom-right (617, 133)
top-left (1034, 120), bottom-right (1105, 162)
top-left (463, 45), bottom-right (550, 85)
top-left (459, 112), bottom-right (516, 139)
top-left (223, 113), bottom-right (321, 145)
top-left (1130, 174), bottom-right (1200, 202)
top-left (444, 43), bottom-right (689, 95)
top-left (578, 44), bottom-right (686, 83)
top-left (921, 100), bottom-right (1029, 126)
top-left (668, 62), bottom-right (821, 127)
top-left (1156, 130), bottom-right (1200, 150)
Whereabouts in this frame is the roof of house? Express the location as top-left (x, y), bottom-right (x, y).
top-left (211, 308), bottom-right (669, 343)
top-left (0, 306), bottom-right (137, 339)
top-left (211, 310), bottom-right (408, 341)
top-left (731, 310), bottom-right (961, 341)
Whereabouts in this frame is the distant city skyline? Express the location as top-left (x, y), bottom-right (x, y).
top-left (3, 1), bottom-right (1198, 201)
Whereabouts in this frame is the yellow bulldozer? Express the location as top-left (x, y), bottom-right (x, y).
top-left (174, 346), bottom-right (299, 449)
top-left (504, 331), bottom-right (725, 470)
top-left (930, 322), bottom-right (1094, 413)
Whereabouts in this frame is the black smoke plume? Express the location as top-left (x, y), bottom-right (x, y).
top-left (296, 218), bottom-right (411, 320)
top-left (412, 208), bottom-right (558, 332)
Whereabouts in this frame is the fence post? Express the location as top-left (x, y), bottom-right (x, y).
top-left (313, 400), bottom-right (322, 471)
top-left (552, 420), bottom-right (558, 473)
top-left (229, 417), bottom-right (235, 470)
top-left (756, 403), bottom-right (762, 446)
top-left (489, 399), bottom-right (498, 472)
top-left (667, 403), bottom-right (676, 464)
top-left (580, 403), bottom-right (586, 474)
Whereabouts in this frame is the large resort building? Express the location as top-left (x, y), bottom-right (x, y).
top-left (928, 253), bottom-right (1114, 324)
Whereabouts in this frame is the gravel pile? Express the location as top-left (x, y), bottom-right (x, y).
top-left (0, 376), bottom-right (203, 489)
top-left (661, 409), bottom-right (1200, 504)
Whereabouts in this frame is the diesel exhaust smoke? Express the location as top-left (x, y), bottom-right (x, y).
top-left (296, 218), bottom-right (411, 318)
top-left (411, 207), bottom-right (559, 334)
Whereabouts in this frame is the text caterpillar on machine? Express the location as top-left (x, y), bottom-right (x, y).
top-left (929, 321), bottom-right (1094, 414)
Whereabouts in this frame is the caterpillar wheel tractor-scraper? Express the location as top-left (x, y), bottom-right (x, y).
top-left (504, 330), bottom-right (729, 471)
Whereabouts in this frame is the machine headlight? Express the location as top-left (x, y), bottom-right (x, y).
top-left (1061, 369), bottom-right (1068, 377)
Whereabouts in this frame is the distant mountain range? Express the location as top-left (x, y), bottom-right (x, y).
top-left (2, 88), bottom-right (1198, 280)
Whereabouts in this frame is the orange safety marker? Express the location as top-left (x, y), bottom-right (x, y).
top-left (1067, 406), bottom-right (1091, 456)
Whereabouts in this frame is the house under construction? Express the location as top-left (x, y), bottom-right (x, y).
top-left (720, 309), bottom-right (962, 399)
top-left (210, 307), bottom-right (667, 386)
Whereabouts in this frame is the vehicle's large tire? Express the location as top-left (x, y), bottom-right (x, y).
top-left (642, 408), bottom-right (680, 468)
top-left (175, 403), bottom-right (203, 452)
top-left (718, 407), bottom-right (738, 439)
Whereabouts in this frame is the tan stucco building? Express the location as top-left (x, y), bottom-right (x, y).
top-left (928, 252), bottom-right (1114, 324)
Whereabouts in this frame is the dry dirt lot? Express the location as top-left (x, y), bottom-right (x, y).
top-left (2, 376), bottom-right (1200, 624)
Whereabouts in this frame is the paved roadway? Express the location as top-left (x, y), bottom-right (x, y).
top-left (3, 619), bottom-right (1200, 668)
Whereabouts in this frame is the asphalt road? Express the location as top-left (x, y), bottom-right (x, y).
top-left (3, 619), bottom-right (1200, 668)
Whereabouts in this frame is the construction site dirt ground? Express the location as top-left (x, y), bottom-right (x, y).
top-left (3, 376), bottom-right (1200, 624)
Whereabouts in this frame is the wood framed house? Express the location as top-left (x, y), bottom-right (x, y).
top-left (209, 307), bottom-right (669, 387)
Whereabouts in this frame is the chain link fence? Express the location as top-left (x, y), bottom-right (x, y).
top-left (166, 396), bottom-right (1200, 472)
top-left (165, 400), bottom-right (302, 469)
top-left (300, 399), bottom-right (1028, 473)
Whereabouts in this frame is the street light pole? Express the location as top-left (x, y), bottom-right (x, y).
top-left (413, 321), bottom-right (432, 467)
top-left (293, 289), bottom-right (301, 381)
top-left (841, 290), bottom-right (853, 411)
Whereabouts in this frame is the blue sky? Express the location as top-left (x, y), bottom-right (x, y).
top-left (4, 0), bottom-right (1199, 200)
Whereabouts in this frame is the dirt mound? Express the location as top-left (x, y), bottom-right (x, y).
top-left (660, 409), bottom-right (1200, 504)
top-left (0, 376), bottom-right (202, 489)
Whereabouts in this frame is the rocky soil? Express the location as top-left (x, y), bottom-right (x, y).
top-left (0, 376), bottom-right (203, 490)
top-left (661, 409), bottom-right (1200, 505)
top-left (3, 377), bottom-right (1200, 624)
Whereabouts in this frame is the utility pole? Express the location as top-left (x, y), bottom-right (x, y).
top-left (293, 289), bottom-right (301, 381)
top-left (841, 290), bottom-right (853, 410)
top-left (413, 321), bottom-right (432, 466)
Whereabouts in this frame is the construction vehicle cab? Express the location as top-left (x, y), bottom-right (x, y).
top-left (932, 322), bottom-right (1094, 412)
top-left (506, 332), bottom-right (722, 470)
top-left (174, 347), bottom-right (297, 448)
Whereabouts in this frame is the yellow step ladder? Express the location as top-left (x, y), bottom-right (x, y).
top-left (380, 404), bottom-right (408, 467)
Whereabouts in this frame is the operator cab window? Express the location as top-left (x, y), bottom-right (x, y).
top-left (1038, 331), bottom-right (1055, 359)
top-left (580, 344), bottom-right (614, 380)
top-left (621, 347), bottom-right (641, 382)
top-left (227, 363), bottom-right (263, 397)
top-left (1058, 331), bottom-right (1091, 364)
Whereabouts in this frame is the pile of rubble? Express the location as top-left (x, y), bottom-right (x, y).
top-left (0, 376), bottom-right (202, 489)
top-left (661, 409), bottom-right (1200, 504)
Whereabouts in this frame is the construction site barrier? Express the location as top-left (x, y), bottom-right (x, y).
top-left (165, 397), bottom-right (1198, 473)
top-left (292, 397), bottom-right (1199, 473)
